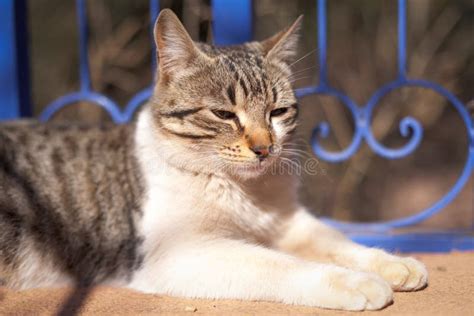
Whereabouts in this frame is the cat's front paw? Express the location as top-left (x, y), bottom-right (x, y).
top-left (329, 271), bottom-right (393, 311)
top-left (292, 266), bottom-right (393, 311)
top-left (374, 256), bottom-right (428, 291)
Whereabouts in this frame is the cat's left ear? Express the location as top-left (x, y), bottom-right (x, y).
top-left (260, 15), bottom-right (303, 64)
top-left (153, 9), bottom-right (206, 77)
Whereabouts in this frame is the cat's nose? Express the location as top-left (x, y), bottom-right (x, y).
top-left (247, 127), bottom-right (273, 160)
top-left (250, 145), bottom-right (273, 160)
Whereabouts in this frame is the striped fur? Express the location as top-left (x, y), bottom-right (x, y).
top-left (0, 122), bottom-right (144, 287)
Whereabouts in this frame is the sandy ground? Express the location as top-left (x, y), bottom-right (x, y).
top-left (0, 252), bottom-right (472, 316)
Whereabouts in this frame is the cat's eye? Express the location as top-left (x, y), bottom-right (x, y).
top-left (212, 110), bottom-right (236, 120)
top-left (270, 107), bottom-right (289, 117)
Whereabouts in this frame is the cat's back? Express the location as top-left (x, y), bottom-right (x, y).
top-left (0, 121), bottom-right (145, 288)
top-left (0, 120), bottom-right (142, 197)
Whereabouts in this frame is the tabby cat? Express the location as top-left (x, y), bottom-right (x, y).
top-left (0, 9), bottom-right (427, 310)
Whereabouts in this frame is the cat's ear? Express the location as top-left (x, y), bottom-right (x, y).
top-left (154, 9), bottom-right (202, 76)
top-left (260, 15), bottom-right (303, 64)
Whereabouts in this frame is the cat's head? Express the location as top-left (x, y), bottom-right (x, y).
top-left (150, 9), bottom-right (301, 179)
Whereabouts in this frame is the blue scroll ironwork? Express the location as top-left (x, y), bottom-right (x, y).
top-left (39, 0), bottom-right (160, 123)
top-left (293, 0), bottom-right (474, 236)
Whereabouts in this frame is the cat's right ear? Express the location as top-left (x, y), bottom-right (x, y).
top-left (154, 9), bottom-right (202, 76)
top-left (260, 15), bottom-right (303, 65)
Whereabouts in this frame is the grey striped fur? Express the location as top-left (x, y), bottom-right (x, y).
top-left (0, 122), bottom-right (144, 286)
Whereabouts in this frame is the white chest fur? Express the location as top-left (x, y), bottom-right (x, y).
top-left (134, 109), bottom-right (297, 252)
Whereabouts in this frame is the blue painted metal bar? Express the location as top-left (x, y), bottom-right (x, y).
top-left (77, 0), bottom-right (92, 92)
top-left (212, 0), bottom-right (252, 45)
top-left (0, 0), bottom-right (31, 120)
top-left (40, 91), bottom-right (124, 123)
top-left (149, 0), bottom-right (160, 78)
top-left (351, 232), bottom-right (474, 253)
top-left (398, 0), bottom-right (407, 80)
top-left (123, 87), bottom-right (154, 122)
top-left (317, 0), bottom-right (328, 88)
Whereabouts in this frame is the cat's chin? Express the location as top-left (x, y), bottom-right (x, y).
top-left (227, 160), bottom-right (274, 179)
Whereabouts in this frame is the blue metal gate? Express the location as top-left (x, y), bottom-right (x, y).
top-left (0, 0), bottom-right (472, 252)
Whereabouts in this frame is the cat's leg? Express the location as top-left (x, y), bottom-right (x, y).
top-left (277, 209), bottom-right (428, 292)
top-left (129, 238), bottom-right (392, 311)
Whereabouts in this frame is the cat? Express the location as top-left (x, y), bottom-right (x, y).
top-left (0, 9), bottom-right (427, 311)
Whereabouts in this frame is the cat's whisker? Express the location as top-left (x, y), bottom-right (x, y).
top-left (271, 48), bottom-right (318, 82)
top-left (277, 156), bottom-right (301, 172)
top-left (280, 151), bottom-right (313, 161)
top-left (288, 48), bottom-right (319, 70)
top-left (281, 147), bottom-right (313, 156)
top-left (288, 75), bottom-right (313, 84)
top-left (287, 65), bottom-right (318, 80)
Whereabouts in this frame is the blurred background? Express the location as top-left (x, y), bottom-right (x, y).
top-left (27, 0), bottom-right (473, 228)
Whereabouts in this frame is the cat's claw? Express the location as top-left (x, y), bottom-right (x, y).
top-left (377, 257), bottom-right (428, 291)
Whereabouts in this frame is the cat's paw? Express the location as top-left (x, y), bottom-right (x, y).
top-left (293, 268), bottom-right (393, 311)
top-left (325, 270), bottom-right (393, 311)
top-left (374, 256), bottom-right (428, 291)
